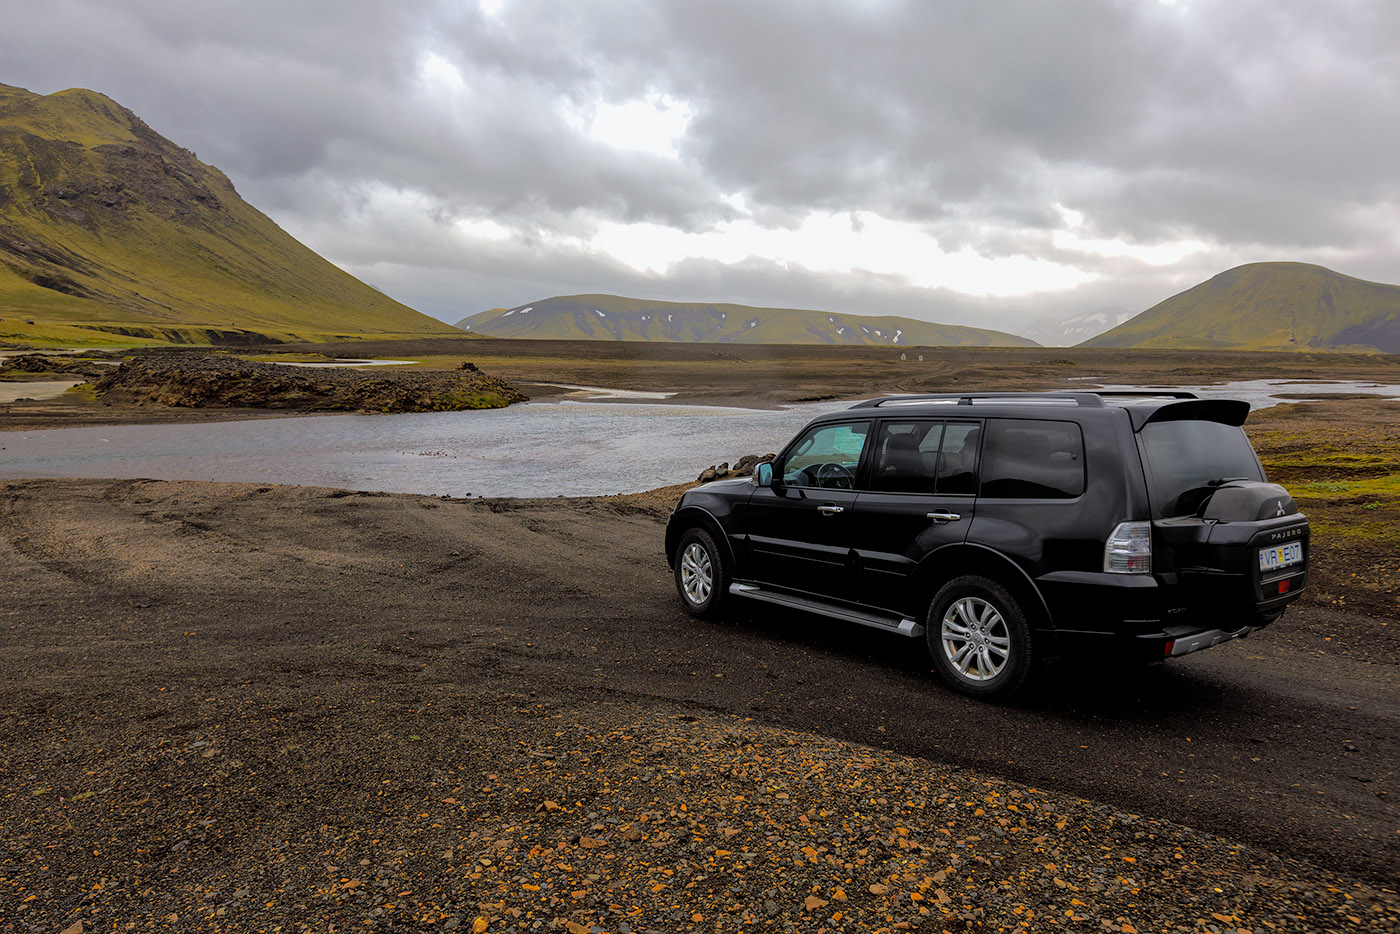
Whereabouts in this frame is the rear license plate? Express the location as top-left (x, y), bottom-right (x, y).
top-left (1259, 541), bottom-right (1303, 572)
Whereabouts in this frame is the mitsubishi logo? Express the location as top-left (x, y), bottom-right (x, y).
top-left (1275, 500), bottom-right (1286, 517)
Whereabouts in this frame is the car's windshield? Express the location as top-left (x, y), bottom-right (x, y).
top-left (1138, 419), bottom-right (1264, 517)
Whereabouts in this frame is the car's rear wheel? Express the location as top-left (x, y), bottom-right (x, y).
top-left (927, 575), bottom-right (1033, 698)
top-left (674, 528), bottom-right (728, 618)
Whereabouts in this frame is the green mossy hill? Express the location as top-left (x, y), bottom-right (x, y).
top-left (1080, 262), bottom-right (1400, 352)
top-left (455, 294), bottom-right (1037, 347)
top-left (93, 354), bottom-right (526, 413)
top-left (0, 84), bottom-right (462, 347)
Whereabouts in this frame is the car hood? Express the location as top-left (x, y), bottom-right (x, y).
top-left (690, 477), bottom-right (753, 496)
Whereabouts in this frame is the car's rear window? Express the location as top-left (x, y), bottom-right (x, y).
top-left (1138, 419), bottom-right (1264, 517)
top-left (979, 419), bottom-right (1085, 499)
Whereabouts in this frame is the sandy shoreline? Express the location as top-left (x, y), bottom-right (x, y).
top-left (0, 379), bottom-right (82, 403)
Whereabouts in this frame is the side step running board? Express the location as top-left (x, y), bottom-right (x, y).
top-left (729, 583), bottom-right (924, 638)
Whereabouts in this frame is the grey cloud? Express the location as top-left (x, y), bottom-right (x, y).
top-left (2, 0), bottom-right (1397, 332)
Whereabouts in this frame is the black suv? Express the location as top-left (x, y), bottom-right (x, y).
top-left (665, 392), bottom-right (1309, 698)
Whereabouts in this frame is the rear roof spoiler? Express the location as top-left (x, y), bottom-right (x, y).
top-left (1131, 398), bottom-right (1250, 431)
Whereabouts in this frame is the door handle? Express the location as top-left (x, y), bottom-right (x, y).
top-left (817, 504), bottom-right (845, 516)
top-left (926, 509), bottom-right (961, 523)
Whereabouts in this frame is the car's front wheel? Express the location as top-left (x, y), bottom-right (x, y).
top-left (927, 575), bottom-right (1034, 698)
top-left (674, 528), bottom-right (728, 618)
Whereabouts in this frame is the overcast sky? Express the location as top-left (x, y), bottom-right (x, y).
top-left (4, 0), bottom-right (1397, 340)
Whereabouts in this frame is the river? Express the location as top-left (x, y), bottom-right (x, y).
top-left (1, 380), bottom-right (1396, 497)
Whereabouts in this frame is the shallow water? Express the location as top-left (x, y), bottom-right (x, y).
top-left (1, 379), bottom-right (1396, 497)
top-left (0, 399), bottom-right (849, 497)
top-left (278, 359), bottom-right (418, 368)
top-left (1081, 378), bottom-right (1400, 409)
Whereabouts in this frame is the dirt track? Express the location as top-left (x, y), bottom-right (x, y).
top-left (2, 478), bottom-right (1396, 932)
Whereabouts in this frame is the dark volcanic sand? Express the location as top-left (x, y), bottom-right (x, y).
top-left (0, 478), bottom-right (1396, 933)
top-left (2, 343), bottom-right (1398, 931)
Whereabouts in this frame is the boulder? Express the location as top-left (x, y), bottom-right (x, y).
top-left (697, 454), bottom-right (776, 483)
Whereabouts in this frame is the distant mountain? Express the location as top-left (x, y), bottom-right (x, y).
top-left (0, 83), bottom-right (461, 346)
top-left (1080, 263), bottom-right (1400, 352)
top-left (1022, 309), bottom-right (1136, 347)
top-left (455, 294), bottom-right (1037, 347)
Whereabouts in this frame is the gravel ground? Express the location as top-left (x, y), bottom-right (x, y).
top-left (1, 479), bottom-right (1396, 933)
top-left (3, 700), bottom-right (1396, 933)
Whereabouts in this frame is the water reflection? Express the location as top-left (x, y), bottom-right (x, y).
top-left (0, 399), bottom-right (849, 498)
top-left (1, 379), bottom-right (1396, 497)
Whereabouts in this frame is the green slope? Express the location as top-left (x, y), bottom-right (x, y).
top-left (456, 294), bottom-right (1037, 347)
top-left (1080, 262), bottom-right (1400, 352)
top-left (0, 84), bottom-right (462, 346)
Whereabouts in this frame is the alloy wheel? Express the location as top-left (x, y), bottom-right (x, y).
top-left (940, 596), bottom-right (1012, 682)
top-left (679, 542), bottom-right (713, 606)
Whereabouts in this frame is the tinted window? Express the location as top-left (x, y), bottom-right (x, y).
top-left (869, 421), bottom-right (982, 494)
top-left (979, 419), bottom-right (1085, 499)
top-left (937, 423), bottom-right (980, 495)
top-left (870, 421), bottom-right (941, 493)
top-left (1139, 419), bottom-right (1264, 516)
top-left (782, 421), bottom-right (870, 489)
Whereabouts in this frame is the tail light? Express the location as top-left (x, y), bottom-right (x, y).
top-left (1105, 521), bottom-right (1151, 574)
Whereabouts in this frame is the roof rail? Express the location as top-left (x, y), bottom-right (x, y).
top-left (1089, 390), bottom-right (1200, 401)
top-left (849, 390), bottom-right (1200, 409)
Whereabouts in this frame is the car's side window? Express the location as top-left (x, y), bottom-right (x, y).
top-left (870, 421), bottom-right (941, 493)
top-left (781, 421), bottom-right (870, 489)
top-left (936, 422), bottom-right (981, 495)
top-left (869, 420), bottom-right (982, 495)
top-left (979, 419), bottom-right (1085, 498)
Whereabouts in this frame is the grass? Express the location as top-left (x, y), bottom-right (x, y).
top-left (1247, 397), bottom-right (1400, 617)
top-left (0, 85), bottom-right (462, 348)
top-left (1083, 262), bottom-right (1400, 351)
top-left (1297, 481), bottom-right (1359, 494)
top-left (238, 353), bottom-right (341, 363)
top-left (1291, 475), bottom-right (1400, 499)
top-left (1304, 518), bottom-right (1400, 546)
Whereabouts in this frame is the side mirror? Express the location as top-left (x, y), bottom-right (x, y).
top-left (754, 462), bottom-right (774, 488)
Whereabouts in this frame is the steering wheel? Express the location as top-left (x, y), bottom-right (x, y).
top-left (815, 462), bottom-right (854, 490)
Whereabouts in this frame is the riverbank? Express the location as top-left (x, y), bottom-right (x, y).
top-left (4, 380), bottom-right (1396, 621)
top-left (0, 350), bottom-right (528, 430)
top-left (1, 477), bottom-right (1396, 933)
top-left (5, 341), bottom-right (1400, 429)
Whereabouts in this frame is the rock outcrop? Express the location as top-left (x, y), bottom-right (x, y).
top-left (92, 354), bottom-right (526, 413)
top-left (0, 353), bottom-right (111, 379)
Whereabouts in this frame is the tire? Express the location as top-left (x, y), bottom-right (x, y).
top-left (674, 528), bottom-right (728, 618)
top-left (926, 575), bottom-right (1034, 699)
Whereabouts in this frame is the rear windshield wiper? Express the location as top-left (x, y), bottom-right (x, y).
top-left (1168, 477), bottom-right (1255, 516)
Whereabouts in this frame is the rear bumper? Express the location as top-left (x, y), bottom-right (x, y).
top-left (1034, 568), bottom-right (1299, 660)
top-left (1161, 625), bottom-right (1255, 657)
top-left (1046, 622), bottom-right (1264, 661)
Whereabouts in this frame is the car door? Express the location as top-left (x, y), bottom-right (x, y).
top-left (741, 419), bottom-right (871, 601)
top-left (847, 419), bottom-right (980, 615)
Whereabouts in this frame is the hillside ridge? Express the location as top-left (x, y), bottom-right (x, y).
top-left (456, 293), bottom-right (1038, 347)
top-left (0, 83), bottom-right (460, 346)
top-left (1081, 262), bottom-right (1400, 352)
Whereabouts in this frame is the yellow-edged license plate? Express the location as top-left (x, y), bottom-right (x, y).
top-left (1259, 541), bottom-right (1303, 572)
